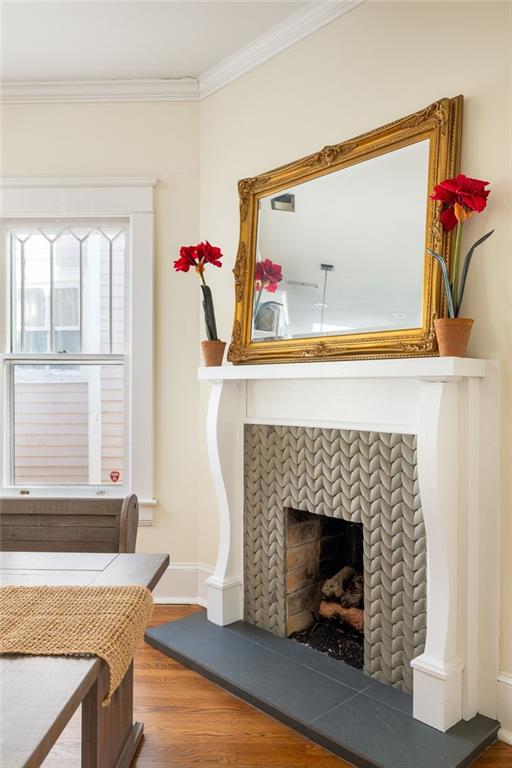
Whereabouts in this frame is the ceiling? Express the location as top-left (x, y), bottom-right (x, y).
top-left (1, 1), bottom-right (309, 82)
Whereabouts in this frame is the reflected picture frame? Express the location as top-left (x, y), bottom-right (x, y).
top-left (254, 299), bottom-right (283, 337)
top-left (228, 96), bottom-right (463, 364)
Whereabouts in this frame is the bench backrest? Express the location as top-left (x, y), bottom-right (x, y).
top-left (0, 495), bottom-right (139, 553)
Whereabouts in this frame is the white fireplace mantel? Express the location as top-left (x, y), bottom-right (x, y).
top-left (198, 356), bottom-right (487, 382)
top-left (198, 357), bottom-right (500, 734)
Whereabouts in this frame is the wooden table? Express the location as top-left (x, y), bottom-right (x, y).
top-left (0, 551), bottom-right (169, 768)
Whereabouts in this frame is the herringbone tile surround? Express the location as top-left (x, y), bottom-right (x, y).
top-left (244, 424), bottom-right (426, 692)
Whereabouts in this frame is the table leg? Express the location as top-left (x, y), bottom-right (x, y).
top-left (82, 662), bottom-right (144, 768)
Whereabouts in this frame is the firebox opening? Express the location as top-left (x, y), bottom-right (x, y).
top-left (285, 508), bottom-right (364, 669)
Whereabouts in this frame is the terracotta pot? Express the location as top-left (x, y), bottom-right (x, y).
top-left (434, 318), bottom-right (474, 357)
top-left (201, 340), bottom-right (226, 367)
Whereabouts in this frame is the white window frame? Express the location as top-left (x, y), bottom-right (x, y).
top-left (0, 178), bottom-right (156, 524)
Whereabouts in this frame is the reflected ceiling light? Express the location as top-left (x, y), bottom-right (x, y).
top-left (271, 193), bottom-right (295, 212)
top-left (318, 263), bottom-right (334, 331)
top-left (392, 312), bottom-right (407, 319)
top-left (286, 279), bottom-right (318, 288)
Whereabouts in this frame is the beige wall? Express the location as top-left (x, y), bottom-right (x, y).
top-left (1, 101), bottom-right (202, 563)
top-left (198, 1), bottom-right (512, 671)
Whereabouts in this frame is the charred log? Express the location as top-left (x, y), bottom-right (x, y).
top-left (319, 599), bottom-right (364, 632)
top-left (321, 565), bottom-right (363, 608)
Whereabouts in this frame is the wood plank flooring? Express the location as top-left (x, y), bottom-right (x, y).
top-left (42, 605), bottom-right (512, 767)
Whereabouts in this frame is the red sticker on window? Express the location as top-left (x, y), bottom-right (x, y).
top-left (110, 471), bottom-right (120, 483)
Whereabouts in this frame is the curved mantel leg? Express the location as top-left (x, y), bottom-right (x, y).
top-left (411, 380), bottom-right (464, 731)
top-left (205, 380), bottom-right (244, 626)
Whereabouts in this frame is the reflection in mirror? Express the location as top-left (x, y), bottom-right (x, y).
top-left (252, 140), bottom-right (430, 341)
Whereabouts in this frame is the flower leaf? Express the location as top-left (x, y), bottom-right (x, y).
top-left (427, 249), bottom-right (456, 318)
top-left (457, 230), bottom-right (494, 312)
top-left (201, 284), bottom-right (219, 341)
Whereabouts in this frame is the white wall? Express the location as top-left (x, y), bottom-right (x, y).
top-left (198, 0), bottom-right (512, 679)
top-left (1, 101), bottom-right (202, 563)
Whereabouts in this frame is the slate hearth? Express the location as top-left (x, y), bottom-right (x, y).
top-left (145, 612), bottom-right (499, 768)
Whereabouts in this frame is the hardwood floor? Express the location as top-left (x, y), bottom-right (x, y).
top-left (42, 605), bottom-right (512, 767)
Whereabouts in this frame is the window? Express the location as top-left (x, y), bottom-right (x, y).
top-left (7, 222), bottom-right (127, 486)
top-left (1, 179), bottom-right (155, 514)
top-left (11, 224), bottom-right (126, 355)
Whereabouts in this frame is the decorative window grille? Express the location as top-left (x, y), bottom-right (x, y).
top-left (5, 222), bottom-right (128, 488)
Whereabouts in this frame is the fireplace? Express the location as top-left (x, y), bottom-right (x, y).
top-left (200, 358), bottom-right (499, 732)
top-left (243, 423), bottom-right (426, 693)
top-left (286, 508), bottom-right (364, 669)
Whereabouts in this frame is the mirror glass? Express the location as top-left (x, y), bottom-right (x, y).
top-left (252, 139), bottom-right (430, 341)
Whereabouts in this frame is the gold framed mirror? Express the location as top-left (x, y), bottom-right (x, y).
top-left (228, 96), bottom-right (462, 364)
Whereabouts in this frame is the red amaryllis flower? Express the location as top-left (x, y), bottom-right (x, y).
top-left (254, 258), bottom-right (283, 293)
top-left (173, 241), bottom-right (223, 274)
top-left (173, 241), bottom-right (222, 341)
top-left (430, 174), bottom-right (490, 231)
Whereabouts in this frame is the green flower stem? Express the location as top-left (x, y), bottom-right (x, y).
top-left (452, 221), bottom-right (463, 315)
top-left (253, 287), bottom-right (263, 320)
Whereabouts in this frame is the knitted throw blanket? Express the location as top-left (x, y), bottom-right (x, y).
top-left (0, 585), bottom-right (154, 705)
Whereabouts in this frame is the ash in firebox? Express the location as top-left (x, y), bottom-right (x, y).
top-left (290, 619), bottom-right (364, 669)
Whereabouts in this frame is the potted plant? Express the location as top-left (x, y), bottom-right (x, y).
top-left (174, 241), bottom-right (226, 366)
top-left (428, 174), bottom-right (493, 356)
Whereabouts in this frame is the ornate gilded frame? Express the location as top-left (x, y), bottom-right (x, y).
top-left (228, 96), bottom-right (463, 364)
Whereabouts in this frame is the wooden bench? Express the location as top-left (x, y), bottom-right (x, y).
top-left (0, 496), bottom-right (139, 554)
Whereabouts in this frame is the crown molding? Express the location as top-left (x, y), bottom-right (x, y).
top-left (199, 0), bottom-right (366, 99)
top-left (0, 1), bottom-right (366, 104)
top-left (0, 176), bottom-right (158, 188)
top-left (0, 77), bottom-right (199, 104)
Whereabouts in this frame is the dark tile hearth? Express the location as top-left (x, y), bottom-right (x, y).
top-left (145, 612), bottom-right (499, 768)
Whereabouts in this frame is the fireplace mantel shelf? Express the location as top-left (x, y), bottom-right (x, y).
top-left (198, 356), bottom-right (487, 383)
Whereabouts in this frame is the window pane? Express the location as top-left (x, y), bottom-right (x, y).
top-left (13, 231), bottom-right (51, 353)
top-left (53, 231), bottom-right (80, 355)
top-left (55, 287), bottom-right (79, 327)
top-left (10, 224), bottom-right (127, 354)
top-left (23, 331), bottom-right (50, 354)
top-left (54, 329), bottom-right (80, 354)
top-left (25, 287), bottom-right (46, 327)
top-left (81, 228), bottom-right (126, 354)
top-left (111, 232), bottom-right (126, 353)
top-left (12, 364), bottom-right (125, 486)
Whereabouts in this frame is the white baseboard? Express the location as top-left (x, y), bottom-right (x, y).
top-left (500, 730), bottom-right (512, 747)
top-left (498, 672), bottom-right (512, 745)
top-left (152, 563), bottom-right (213, 607)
